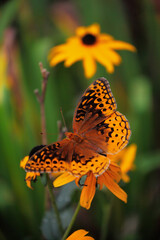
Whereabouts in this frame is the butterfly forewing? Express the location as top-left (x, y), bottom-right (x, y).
top-left (73, 78), bottom-right (117, 133)
top-left (25, 139), bottom-right (71, 173)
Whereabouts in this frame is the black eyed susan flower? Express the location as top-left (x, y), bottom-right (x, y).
top-left (48, 23), bottom-right (136, 78)
top-left (20, 145), bottom-right (136, 210)
top-left (53, 161), bottom-right (127, 210)
top-left (20, 155), bottom-right (127, 209)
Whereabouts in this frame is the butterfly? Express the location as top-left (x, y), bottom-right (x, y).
top-left (25, 78), bottom-right (131, 177)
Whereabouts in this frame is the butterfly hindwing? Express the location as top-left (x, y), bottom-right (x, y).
top-left (85, 111), bottom-right (131, 154)
top-left (69, 142), bottom-right (110, 177)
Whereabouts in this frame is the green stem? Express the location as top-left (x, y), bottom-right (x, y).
top-left (36, 63), bottom-right (63, 235)
top-left (62, 201), bottom-right (81, 240)
top-left (46, 174), bottom-right (64, 235)
top-left (100, 202), bottom-right (112, 240)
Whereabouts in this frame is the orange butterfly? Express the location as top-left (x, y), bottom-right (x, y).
top-left (25, 78), bottom-right (131, 178)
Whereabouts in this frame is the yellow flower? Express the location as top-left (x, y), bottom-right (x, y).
top-left (66, 229), bottom-right (94, 240)
top-left (21, 145), bottom-right (137, 209)
top-left (21, 155), bottom-right (127, 209)
top-left (48, 23), bottom-right (136, 78)
top-left (109, 144), bottom-right (137, 183)
top-left (20, 156), bottom-right (40, 189)
top-left (21, 146), bottom-right (136, 209)
top-left (53, 161), bottom-right (127, 210)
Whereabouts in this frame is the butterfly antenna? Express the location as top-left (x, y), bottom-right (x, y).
top-left (40, 132), bottom-right (57, 136)
top-left (60, 107), bottom-right (68, 132)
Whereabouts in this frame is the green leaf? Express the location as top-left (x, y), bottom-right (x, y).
top-left (136, 151), bottom-right (160, 175)
top-left (0, 180), bottom-right (14, 208)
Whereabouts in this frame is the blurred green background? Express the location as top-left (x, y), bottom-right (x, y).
top-left (0, 0), bottom-right (160, 239)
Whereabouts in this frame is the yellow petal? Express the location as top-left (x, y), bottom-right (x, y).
top-left (20, 156), bottom-right (29, 169)
top-left (98, 171), bottom-right (127, 203)
top-left (49, 44), bottom-right (67, 55)
top-left (108, 163), bottom-right (121, 183)
top-left (121, 173), bottom-right (130, 183)
top-left (83, 55), bottom-right (96, 78)
top-left (76, 23), bottom-right (100, 37)
top-left (64, 52), bottom-right (82, 67)
top-left (75, 176), bottom-right (82, 187)
top-left (80, 171), bottom-right (96, 209)
top-left (66, 229), bottom-right (94, 240)
top-left (86, 23), bottom-right (100, 36)
top-left (92, 47), bottom-right (114, 73)
top-left (97, 175), bottom-right (104, 190)
top-left (49, 52), bottom-right (67, 66)
top-left (98, 45), bottom-right (122, 65)
top-left (120, 144), bottom-right (137, 173)
top-left (105, 40), bottom-right (136, 51)
top-left (53, 172), bottom-right (76, 187)
top-left (99, 33), bottom-right (114, 41)
top-left (25, 172), bottom-right (40, 189)
top-left (108, 148), bottom-right (126, 162)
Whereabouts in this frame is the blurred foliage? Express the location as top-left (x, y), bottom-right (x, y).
top-left (0, 0), bottom-right (160, 239)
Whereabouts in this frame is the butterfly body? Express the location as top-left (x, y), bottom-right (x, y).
top-left (65, 132), bottom-right (83, 143)
top-left (25, 78), bottom-right (131, 177)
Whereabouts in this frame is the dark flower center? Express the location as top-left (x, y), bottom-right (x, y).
top-left (82, 33), bottom-right (97, 45)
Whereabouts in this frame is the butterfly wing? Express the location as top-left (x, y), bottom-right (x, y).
top-left (73, 77), bottom-right (131, 154)
top-left (69, 141), bottom-right (110, 177)
top-left (25, 138), bottom-right (109, 177)
top-left (85, 111), bottom-right (131, 154)
top-left (73, 77), bottom-right (117, 134)
top-left (25, 139), bottom-right (73, 173)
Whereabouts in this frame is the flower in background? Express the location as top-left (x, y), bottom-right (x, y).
top-left (110, 144), bottom-right (137, 183)
top-left (66, 229), bottom-right (94, 240)
top-left (0, 29), bottom-right (23, 118)
top-left (48, 23), bottom-right (136, 78)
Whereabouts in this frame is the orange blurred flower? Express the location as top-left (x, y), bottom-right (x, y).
top-left (66, 229), bottom-right (94, 240)
top-left (48, 23), bottom-right (136, 78)
top-left (110, 144), bottom-right (137, 183)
